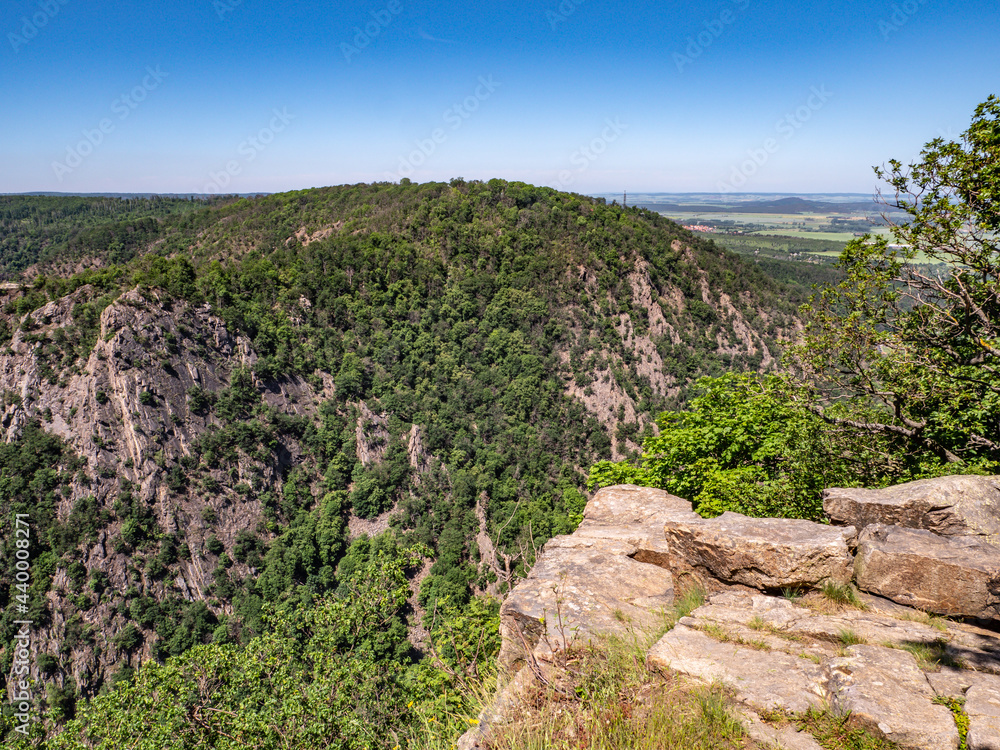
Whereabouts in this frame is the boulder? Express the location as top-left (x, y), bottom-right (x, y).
top-left (824, 475), bottom-right (1000, 544)
top-left (573, 484), bottom-right (699, 568)
top-left (584, 484), bottom-right (696, 525)
top-left (497, 545), bottom-right (674, 672)
top-left (662, 511), bottom-right (856, 590)
top-left (824, 645), bottom-right (959, 750)
top-left (853, 524), bottom-right (1000, 620)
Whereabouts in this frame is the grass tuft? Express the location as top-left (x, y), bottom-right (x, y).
top-left (747, 615), bottom-right (767, 631)
top-left (820, 581), bottom-right (867, 609)
top-left (837, 628), bottom-right (867, 646)
top-left (763, 705), bottom-right (900, 749)
top-left (933, 695), bottom-right (969, 750)
top-left (782, 587), bottom-right (804, 603)
top-left (895, 639), bottom-right (964, 671)
top-left (488, 634), bottom-right (750, 749)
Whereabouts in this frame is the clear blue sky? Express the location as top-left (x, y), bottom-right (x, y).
top-left (2, 0), bottom-right (996, 195)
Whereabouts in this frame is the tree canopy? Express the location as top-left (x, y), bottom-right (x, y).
top-left (793, 94), bottom-right (1000, 473)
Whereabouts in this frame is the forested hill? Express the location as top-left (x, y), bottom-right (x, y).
top-left (0, 194), bottom-right (206, 278)
top-left (0, 180), bottom-right (800, 741)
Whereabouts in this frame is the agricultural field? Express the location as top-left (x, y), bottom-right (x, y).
top-left (597, 193), bottom-right (905, 265)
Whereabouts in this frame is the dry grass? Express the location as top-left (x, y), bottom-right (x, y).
top-left (798, 582), bottom-right (867, 614)
top-left (762, 706), bottom-right (901, 749)
top-left (487, 634), bottom-right (750, 750)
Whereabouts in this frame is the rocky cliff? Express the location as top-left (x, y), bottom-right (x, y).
top-left (1, 284), bottom-right (323, 693)
top-left (465, 481), bottom-right (1000, 750)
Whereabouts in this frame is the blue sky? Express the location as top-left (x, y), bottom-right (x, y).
top-left (2, 0), bottom-right (996, 195)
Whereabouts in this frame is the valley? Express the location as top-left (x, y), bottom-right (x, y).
top-left (0, 181), bottom-right (804, 745)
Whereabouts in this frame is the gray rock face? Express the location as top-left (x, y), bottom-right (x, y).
top-left (824, 645), bottom-right (958, 750)
top-left (966, 673), bottom-right (1000, 750)
top-left (498, 544), bottom-right (674, 673)
top-left (0, 287), bottom-right (323, 694)
top-left (824, 475), bottom-right (1000, 544)
top-left (574, 484), bottom-right (699, 568)
top-left (663, 511), bottom-right (856, 589)
top-left (854, 524), bottom-right (1000, 620)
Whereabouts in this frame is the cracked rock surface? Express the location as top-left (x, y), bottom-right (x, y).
top-left (464, 483), bottom-right (1000, 750)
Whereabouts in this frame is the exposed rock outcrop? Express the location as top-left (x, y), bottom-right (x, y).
top-left (647, 623), bottom-right (826, 714)
top-left (965, 674), bottom-right (1000, 750)
top-left (498, 543), bottom-right (675, 673)
top-left (853, 524), bottom-right (1000, 619)
top-left (0, 287), bottom-right (323, 695)
top-left (823, 645), bottom-right (957, 749)
top-left (465, 481), bottom-right (1000, 750)
top-left (570, 483), bottom-right (696, 568)
top-left (663, 512), bottom-right (856, 589)
top-left (824, 475), bottom-right (1000, 544)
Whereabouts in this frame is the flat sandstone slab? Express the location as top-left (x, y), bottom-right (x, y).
top-left (648, 624), bottom-right (826, 713)
top-left (663, 511), bottom-right (856, 589)
top-left (684, 590), bottom-right (961, 652)
top-left (825, 644), bottom-right (958, 750)
top-left (966, 672), bottom-right (1000, 750)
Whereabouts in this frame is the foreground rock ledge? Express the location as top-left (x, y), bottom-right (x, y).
top-left (663, 511), bottom-right (856, 589)
top-left (497, 544), bottom-right (674, 672)
top-left (462, 483), bottom-right (1000, 750)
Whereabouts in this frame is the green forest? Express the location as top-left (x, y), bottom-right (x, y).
top-left (0, 95), bottom-right (998, 748)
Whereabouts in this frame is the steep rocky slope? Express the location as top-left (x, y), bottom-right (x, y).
top-left (0, 182), bottom-right (802, 702)
top-left (1, 285), bottom-right (321, 691)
